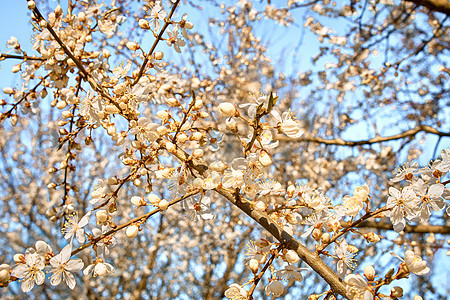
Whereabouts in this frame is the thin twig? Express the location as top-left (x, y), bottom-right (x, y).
top-left (132, 0), bottom-right (181, 86)
top-left (276, 125), bottom-right (450, 146)
top-left (72, 190), bottom-right (198, 256)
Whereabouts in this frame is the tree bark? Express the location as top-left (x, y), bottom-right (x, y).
top-left (405, 0), bottom-right (450, 15)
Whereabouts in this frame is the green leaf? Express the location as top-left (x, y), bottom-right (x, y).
top-left (267, 91), bottom-right (278, 112)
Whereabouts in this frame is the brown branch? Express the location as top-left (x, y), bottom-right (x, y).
top-left (30, 4), bottom-right (116, 105)
top-left (350, 220), bottom-right (450, 234)
top-left (248, 244), bottom-right (284, 299)
top-left (171, 90), bottom-right (196, 143)
top-left (0, 73), bottom-right (50, 120)
top-left (0, 53), bottom-right (44, 61)
top-left (156, 137), bottom-right (348, 297)
top-left (71, 190), bottom-right (198, 256)
top-left (276, 125), bottom-right (450, 146)
top-left (132, 0), bottom-right (181, 86)
top-left (318, 207), bottom-right (391, 252)
top-left (405, 0), bottom-right (450, 15)
top-left (215, 188), bottom-right (348, 298)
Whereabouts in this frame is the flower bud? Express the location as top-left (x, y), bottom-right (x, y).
top-left (62, 110), bottom-right (73, 119)
top-left (54, 5), bottom-right (63, 16)
top-left (390, 286), bottom-right (403, 298)
top-left (10, 115), bottom-right (18, 126)
top-left (154, 51), bottom-right (164, 60)
top-left (126, 225), bottom-right (139, 238)
top-left (157, 126), bottom-right (167, 136)
top-left (185, 21), bottom-right (194, 29)
top-left (226, 118), bottom-right (238, 132)
top-left (12, 64), bottom-right (21, 73)
top-left (3, 87), bottom-right (14, 95)
top-left (364, 265), bottom-right (375, 281)
top-left (131, 196), bottom-right (144, 206)
top-left (191, 132), bottom-right (203, 141)
top-left (113, 82), bottom-right (127, 95)
top-left (177, 133), bottom-right (188, 143)
top-left (347, 244), bottom-right (358, 253)
top-left (364, 232), bottom-right (380, 243)
top-left (27, 1), bottom-right (36, 10)
top-left (254, 200), bottom-right (266, 211)
top-left (105, 125), bottom-right (116, 137)
top-left (133, 178), bottom-right (141, 187)
top-left (192, 149), bottom-right (203, 158)
top-left (105, 105), bottom-right (120, 114)
top-left (312, 228), bottom-right (322, 241)
top-left (166, 97), bottom-right (178, 106)
top-left (126, 42), bottom-right (139, 51)
top-left (0, 264), bottom-right (11, 284)
top-left (285, 250), bottom-right (300, 264)
top-left (249, 258), bottom-right (259, 273)
top-left (413, 296), bottom-right (423, 300)
top-left (218, 102), bottom-right (236, 117)
top-left (148, 194), bottom-right (161, 205)
top-left (210, 161), bottom-right (227, 172)
top-left (131, 140), bottom-right (141, 149)
top-left (258, 151), bottom-right (272, 167)
top-left (84, 135), bottom-right (93, 147)
top-left (156, 110), bottom-right (169, 121)
top-left (285, 213), bottom-right (299, 225)
top-left (96, 210), bottom-right (108, 223)
top-left (287, 185), bottom-right (295, 198)
top-left (158, 199), bottom-right (169, 210)
top-left (321, 232), bottom-right (330, 244)
top-left (138, 19), bottom-right (150, 29)
top-left (165, 141), bottom-right (176, 153)
top-left (194, 100), bottom-right (203, 110)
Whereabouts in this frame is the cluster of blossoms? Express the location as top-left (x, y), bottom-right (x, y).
top-left (387, 150), bottom-right (449, 232)
top-left (344, 249), bottom-right (431, 300)
top-left (1, 241), bottom-right (83, 292)
top-left (0, 208), bottom-right (119, 291)
top-left (220, 147), bottom-right (447, 298)
top-left (224, 239), bottom-right (308, 299)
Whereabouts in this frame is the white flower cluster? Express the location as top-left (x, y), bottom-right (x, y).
top-left (387, 149), bottom-right (449, 232)
top-left (7, 241), bottom-right (83, 292)
top-left (225, 239), bottom-right (309, 299)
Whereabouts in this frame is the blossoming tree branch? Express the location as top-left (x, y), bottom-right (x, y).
top-left (0, 0), bottom-right (449, 299)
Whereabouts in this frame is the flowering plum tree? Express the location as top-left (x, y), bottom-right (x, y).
top-left (0, 0), bottom-right (449, 299)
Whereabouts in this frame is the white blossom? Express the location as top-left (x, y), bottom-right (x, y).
top-left (11, 248), bottom-right (45, 292)
top-left (62, 212), bottom-right (91, 243)
top-left (50, 244), bottom-right (84, 289)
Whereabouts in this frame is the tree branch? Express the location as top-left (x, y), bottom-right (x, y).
top-left (405, 0), bottom-right (450, 15)
top-left (351, 220), bottom-right (450, 234)
top-left (276, 125), bottom-right (450, 146)
top-left (155, 138), bottom-right (348, 298)
top-left (215, 187), bottom-right (348, 298)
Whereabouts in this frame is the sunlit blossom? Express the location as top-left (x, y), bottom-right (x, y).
top-left (50, 244), bottom-right (84, 289)
top-left (83, 258), bottom-right (115, 277)
top-left (334, 239), bottom-right (357, 277)
top-left (62, 212), bottom-right (91, 243)
top-left (224, 283), bottom-right (247, 300)
top-left (344, 274), bottom-right (374, 300)
top-left (11, 248), bottom-right (45, 292)
top-left (274, 265), bottom-right (308, 282)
